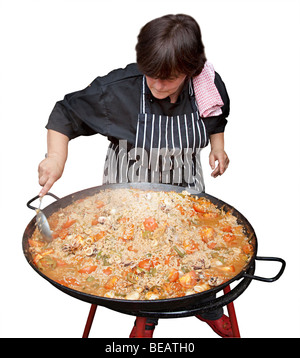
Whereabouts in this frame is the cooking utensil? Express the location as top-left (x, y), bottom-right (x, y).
top-left (36, 197), bottom-right (52, 241)
top-left (27, 193), bottom-right (60, 242)
top-left (23, 183), bottom-right (285, 316)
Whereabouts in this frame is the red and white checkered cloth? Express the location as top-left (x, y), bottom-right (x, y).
top-left (193, 62), bottom-right (224, 118)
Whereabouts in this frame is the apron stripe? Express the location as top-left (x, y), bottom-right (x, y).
top-left (134, 118), bottom-right (140, 157)
top-left (141, 113), bottom-right (147, 166)
top-left (170, 116), bottom-right (175, 156)
top-left (163, 115), bottom-right (169, 173)
top-left (176, 115), bottom-right (182, 184)
top-left (177, 115), bottom-right (183, 151)
top-left (184, 114), bottom-right (189, 149)
top-left (148, 114), bottom-right (155, 169)
top-left (191, 112), bottom-right (196, 152)
top-left (195, 114), bottom-right (202, 150)
top-left (152, 115), bottom-right (161, 172)
top-left (118, 142), bottom-right (127, 183)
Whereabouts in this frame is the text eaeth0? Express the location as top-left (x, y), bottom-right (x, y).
top-left (149, 342), bottom-right (194, 352)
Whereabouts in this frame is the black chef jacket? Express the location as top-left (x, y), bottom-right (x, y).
top-left (46, 63), bottom-right (230, 145)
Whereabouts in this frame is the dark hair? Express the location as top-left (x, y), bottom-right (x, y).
top-left (136, 14), bottom-right (206, 79)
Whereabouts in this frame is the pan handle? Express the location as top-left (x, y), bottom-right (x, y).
top-left (243, 256), bottom-right (286, 282)
top-left (27, 192), bottom-right (60, 211)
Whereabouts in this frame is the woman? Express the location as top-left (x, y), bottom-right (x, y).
top-left (38, 14), bottom-right (231, 337)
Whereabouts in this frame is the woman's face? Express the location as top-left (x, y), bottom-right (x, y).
top-left (145, 74), bottom-right (187, 103)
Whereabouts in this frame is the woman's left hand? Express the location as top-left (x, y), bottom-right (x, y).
top-left (209, 132), bottom-right (229, 178)
top-left (209, 148), bottom-right (229, 178)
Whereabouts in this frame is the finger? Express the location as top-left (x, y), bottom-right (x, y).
top-left (211, 164), bottom-right (220, 178)
top-left (222, 157), bottom-right (230, 173)
top-left (39, 177), bottom-right (55, 197)
top-left (209, 154), bottom-right (216, 170)
top-left (219, 159), bottom-right (225, 175)
top-left (39, 174), bottom-right (48, 187)
top-left (38, 159), bottom-right (47, 179)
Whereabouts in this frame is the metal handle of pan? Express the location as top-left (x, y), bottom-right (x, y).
top-left (26, 192), bottom-right (60, 211)
top-left (243, 256), bottom-right (286, 282)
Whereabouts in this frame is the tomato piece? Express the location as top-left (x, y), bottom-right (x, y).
top-left (207, 241), bottom-right (217, 249)
top-left (168, 269), bottom-right (179, 282)
top-left (28, 239), bottom-right (45, 248)
top-left (199, 226), bottom-right (215, 243)
top-left (138, 259), bottom-right (153, 271)
top-left (64, 277), bottom-right (80, 287)
top-left (143, 217), bottom-right (158, 232)
top-left (91, 218), bottom-right (98, 226)
top-left (222, 225), bottom-right (232, 232)
top-left (193, 203), bottom-right (206, 213)
top-left (62, 219), bottom-right (77, 229)
top-left (242, 243), bottom-right (253, 254)
top-left (179, 271), bottom-right (197, 288)
top-left (104, 276), bottom-right (119, 289)
top-left (183, 239), bottom-right (199, 254)
top-left (123, 224), bottom-right (135, 240)
top-left (172, 282), bottom-right (185, 294)
top-left (223, 234), bottom-right (236, 242)
top-left (56, 259), bottom-right (67, 266)
top-left (127, 245), bottom-right (138, 253)
top-left (93, 231), bottom-right (106, 241)
top-left (52, 227), bottom-right (69, 240)
top-left (78, 265), bottom-right (97, 274)
top-left (102, 267), bottom-right (112, 275)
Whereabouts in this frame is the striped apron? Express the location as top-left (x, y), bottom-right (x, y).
top-left (103, 76), bottom-right (209, 192)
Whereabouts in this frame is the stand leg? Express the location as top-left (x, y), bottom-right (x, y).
top-left (135, 317), bottom-right (147, 338)
top-left (82, 304), bottom-right (97, 338)
top-left (223, 285), bottom-right (241, 338)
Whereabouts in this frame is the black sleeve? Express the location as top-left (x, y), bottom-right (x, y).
top-left (45, 77), bottom-right (109, 140)
top-left (202, 71), bottom-right (230, 136)
top-left (45, 64), bottom-right (142, 142)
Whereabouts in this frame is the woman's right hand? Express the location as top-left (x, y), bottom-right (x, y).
top-left (38, 130), bottom-right (69, 196)
top-left (38, 155), bottom-right (65, 196)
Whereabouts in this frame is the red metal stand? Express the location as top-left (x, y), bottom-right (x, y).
top-left (82, 284), bottom-right (241, 338)
top-left (82, 304), bottom-right (97, 338)
top-left (134, 317), bottom-right (148, 338)
top-left (223, 285), bottom-right (240, 337)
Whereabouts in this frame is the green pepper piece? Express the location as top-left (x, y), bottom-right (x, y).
top-left (173, 245), bottom-right (185, 258)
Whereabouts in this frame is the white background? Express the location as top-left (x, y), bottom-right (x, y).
top-left (1, 0), bottom-right (299, 338)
